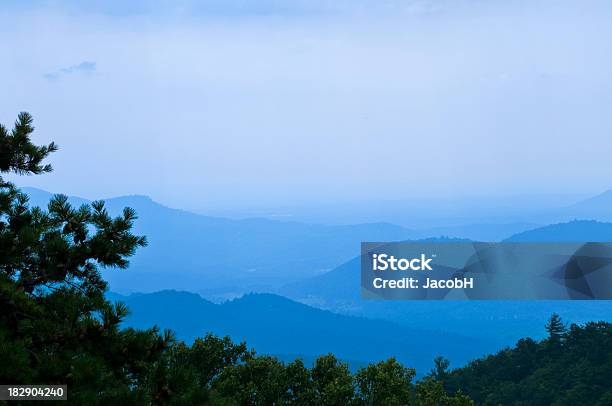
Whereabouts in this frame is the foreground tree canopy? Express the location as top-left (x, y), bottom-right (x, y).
top-left (1, 113), bottom-right (611, 405)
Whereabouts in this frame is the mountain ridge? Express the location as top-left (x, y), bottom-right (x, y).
top-left (19, 187), bottom-right (422, 297)
top-left (279, 220), bottom-right (612, 343)
top-left (110, 289), bottom-right (496, 374)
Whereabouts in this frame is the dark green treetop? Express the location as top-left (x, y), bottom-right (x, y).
top-left (0, 112), bottom-right (57, 175)
top-left (545, 313), bottom-right (567, 340)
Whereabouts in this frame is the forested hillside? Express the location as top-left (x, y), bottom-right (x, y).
top-left (443, 315), bottom-right (612, 405)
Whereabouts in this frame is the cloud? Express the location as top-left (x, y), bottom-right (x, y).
top-left (44, 61), bottom-right (96, 81)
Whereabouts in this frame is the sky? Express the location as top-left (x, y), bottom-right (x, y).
top-left (1, 0), bottom-right (612, 215)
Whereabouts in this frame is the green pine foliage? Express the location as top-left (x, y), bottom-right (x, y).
top-left (0, 112), bottom-right (167, 403)
top-left (443, 314), bottom-right (612, 405)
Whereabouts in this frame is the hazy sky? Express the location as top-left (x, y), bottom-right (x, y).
top-left (2, 0), bottom-right (612, 212)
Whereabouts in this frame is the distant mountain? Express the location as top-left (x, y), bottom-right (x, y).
top-left (281, 256), bottom-right (612, 344)
top-left (504, 220), bottom-right (612, 242)
top-left (21, 187), bottom-right (612, 299)
top-left (281, 256), bottom-right (361, 306)
top-left (280, 225), bottom-right (612, 343)
top-left (279, 237), bottom-right (470, 307)
top-left (22, 186), bottom-right (91, 207)
top-left (561, 191), bottom-right (612, 220)
top-left (422, 222), bottom-right (539, 242)
top-left (21, 187), bottom-right (423, 296)
top-left (109, 290), bottom-right (496, 374)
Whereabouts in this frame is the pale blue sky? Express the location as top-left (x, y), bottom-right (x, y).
top-left (2, 0), bottom-right (612, 213)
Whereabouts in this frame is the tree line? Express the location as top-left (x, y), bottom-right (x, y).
top-left (439, 313), bottom-right (612, 405)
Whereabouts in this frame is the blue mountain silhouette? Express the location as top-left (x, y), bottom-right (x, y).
top-left (21, 187), bottom-right (422, 295)
top-left (281, 222), bottom-right (612, 343)
top-left (109, 290), bottom-right (495, 374)
top-left (505, 220), bottom-right (612, 242)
